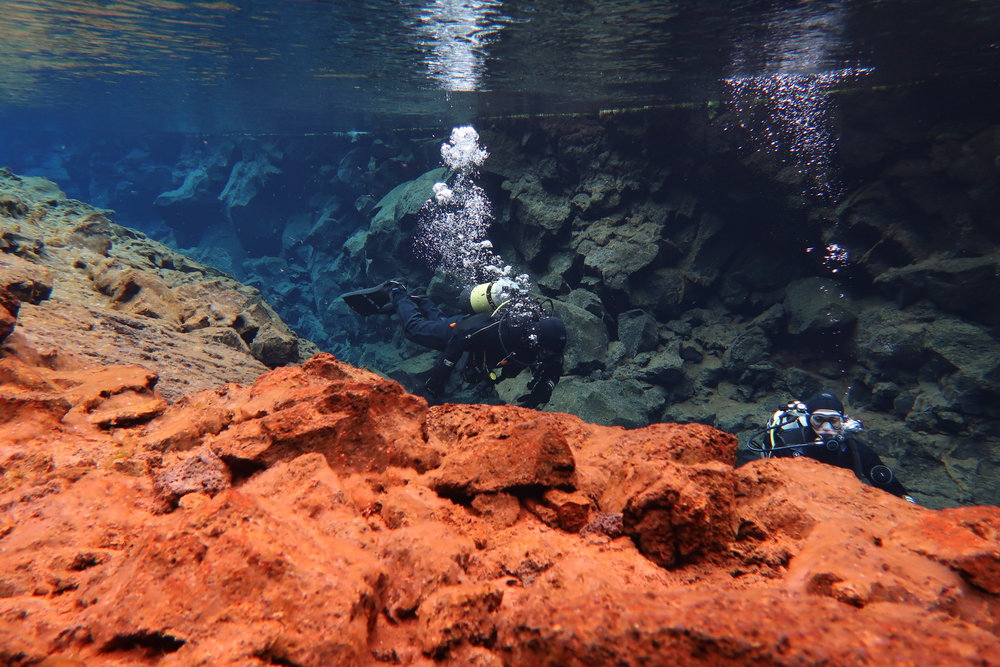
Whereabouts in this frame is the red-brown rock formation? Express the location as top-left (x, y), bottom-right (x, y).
top-left (0, 264), bottom-right (998, 665)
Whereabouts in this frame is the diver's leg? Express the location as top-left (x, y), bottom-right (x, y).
top-left (395, 296), bottom-right (459, 351)
top-left (418, 297), bottom-right (445, 320)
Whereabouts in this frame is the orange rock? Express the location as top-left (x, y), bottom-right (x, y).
top-left (205, 355), bottom-right (433, 475)
top-left (0, 335), bottom-right (998, 665)
top-left (497, 587), bottom-right (1000, 666)
top-left (471, 492), bottom-right (522, 528)
top-left (573, 420), bottom-right (738, 512)
top-left (154, 445), bottom-right (232, 506)
top-left (377, 523), bottom-right (475, 621)
top-left (887, 506), bottom-right (1000, 594)
top-left (524, 489), bottom-right (591, 532)
top-left (623, 460), bottom-right (737, 568)
top-left (417, 582), bottom-right (504, 658)
top-left (79, 489), bottom-right (382, 666)
top-left (785, 517), bottom-right (968, 609)
top-left (423, 404), bottom-right (578, 496)
top-left (0, 302), bottom-right (15, 343)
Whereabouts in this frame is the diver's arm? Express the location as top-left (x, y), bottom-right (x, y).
top-left (851, 437), bottom-right (910, 499)
top-left (517, 358), bottom-right (562, 408)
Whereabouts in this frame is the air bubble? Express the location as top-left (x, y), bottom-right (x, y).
top-left (415, 126), bottom-right (535, 312)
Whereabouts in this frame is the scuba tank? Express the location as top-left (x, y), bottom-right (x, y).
top-left (761, 400), bottom-right (810, 458)
top-left (459, 279), bottom-right (518, 314)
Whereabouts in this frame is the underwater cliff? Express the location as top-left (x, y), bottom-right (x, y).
top-left (33, 79), bottom-right (989, 509)
top-left (1, 165), bottom-right (999, 665)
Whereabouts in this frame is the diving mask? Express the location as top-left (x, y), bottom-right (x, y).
top-left (809, 412), bottom-right (843, 431)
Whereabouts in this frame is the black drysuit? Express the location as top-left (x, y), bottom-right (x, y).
top-left (395, 295), bottom-right (563, 407)
top-left (769, 425), bottom-right (909, 498)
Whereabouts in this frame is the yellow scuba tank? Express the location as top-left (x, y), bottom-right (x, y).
top-left (459, 278), bottom-right (518, 314)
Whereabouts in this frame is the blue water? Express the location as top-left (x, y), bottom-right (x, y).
top-left (0, 1), bottom-right (997, 135)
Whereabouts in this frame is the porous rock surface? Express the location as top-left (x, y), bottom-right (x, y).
top-left (0, 168), bottom-right (317, 401)
top-left (0, 283), bottom-right (997, 665)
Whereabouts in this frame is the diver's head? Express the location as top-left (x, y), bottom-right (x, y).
top-left (529, 316), bottom-right (567, 359)
top-left (805, 391), bottom-right (845, 442)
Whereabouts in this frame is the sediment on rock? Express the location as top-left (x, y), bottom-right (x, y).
top-left (0, 167), bottom-right (318, 402)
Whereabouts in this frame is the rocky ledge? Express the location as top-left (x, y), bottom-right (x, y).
top-left (0, 267), bottom-right (998, 665)
top-left (0, 168), bottom-right (317, 401)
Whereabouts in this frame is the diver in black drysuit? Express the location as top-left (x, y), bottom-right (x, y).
top-left (750, 391), bottom-right (913, 500)
top-left (389, 285), bottom-right (566, 408)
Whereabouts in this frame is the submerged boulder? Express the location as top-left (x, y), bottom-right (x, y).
top-left (783, 277), bottom-right (858, 335)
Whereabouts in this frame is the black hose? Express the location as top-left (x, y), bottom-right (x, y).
top-left (745, 413), bottom-right (806, 454)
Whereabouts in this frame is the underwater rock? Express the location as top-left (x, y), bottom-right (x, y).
top-left (536, 251), bottom-right (576, 293)
top-left (0, 331), bottom-right (998, 665)
top-left (423, 404), bottom-right (578, 496)
top-left (0, 169), bottom-right (317, 400)
top-left (617, 308), bottom-right (659, 358)
top-left (417, 582), bottom-right (505, 658)
top-left (723, 326), bottom-right (771, 374)
top-left (923, 316), bottom-right (1000, 380)
top-left (153, 445), bottom-right (231, 506)
top-left (197, 355), bottom-right (433, 473)
top-left (628, 266), bottom-right (690, 317)
top-left (635, 343), bottom-right (686, 386)
top-left (875, 253), bottom-right (1000, 327)
top-left (622, 461), bottom-right (736, 568)
top-left (0, 253), bottom-right (52, 344)
top-left (378, 522), bottom-right (475, 623)
top-left (504, 173), bottom-right (572, 261)
top-left (546, 376), bottom-right (665, 429)
top-left (572, 214), bottom-right (662, 291)
top-left (549, 297), bottom-right (608, 375)
top-left (853, 305), bottom-right (928, 370)
top-left (783, 277), bottom-right (857, 335)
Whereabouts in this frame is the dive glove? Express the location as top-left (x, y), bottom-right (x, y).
top-left (517, 378), bottom-right (555, 409)
top-left (424, 358), bottom-right (454, 403)
top-left (424, 375), bottom-right (445, 402)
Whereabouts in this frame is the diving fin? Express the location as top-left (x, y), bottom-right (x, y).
top-left (340, 280), bottom-right (402, 316)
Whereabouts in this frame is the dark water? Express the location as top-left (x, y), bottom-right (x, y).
top-left (0, 0), bottom-right (997, 133)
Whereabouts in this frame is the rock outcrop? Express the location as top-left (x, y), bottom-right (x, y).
top-left (0, 281), bottom-right (997, 665)
top-left (0, 168), bottom-right (317, 400)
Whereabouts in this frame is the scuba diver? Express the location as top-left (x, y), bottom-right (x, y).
top-left (341, 278), bottom-right (566, 408)
top-left (746, 391), bottom-right (916, 502)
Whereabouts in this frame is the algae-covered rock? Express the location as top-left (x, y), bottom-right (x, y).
top-left (547, 376), bottom-right (665, 428)
top-left (618, 309), bottom-right (659, 358)
top-left (853, 305), bottom-right (926, 370)
top-left (550, 299), bottom-right (608, 374)
top-left (875, 253), bottom-right (1000, 326)
top-left (572, 214), bottom-right (663, 291)
top-left (370, 167), bottom-right (448, 234)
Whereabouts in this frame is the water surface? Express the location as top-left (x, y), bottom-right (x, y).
top-left (0, 0), bottom-right (996, 133)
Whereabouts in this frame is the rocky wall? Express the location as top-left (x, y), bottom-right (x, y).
top-left (320, 82), bottom-right (998, 509)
